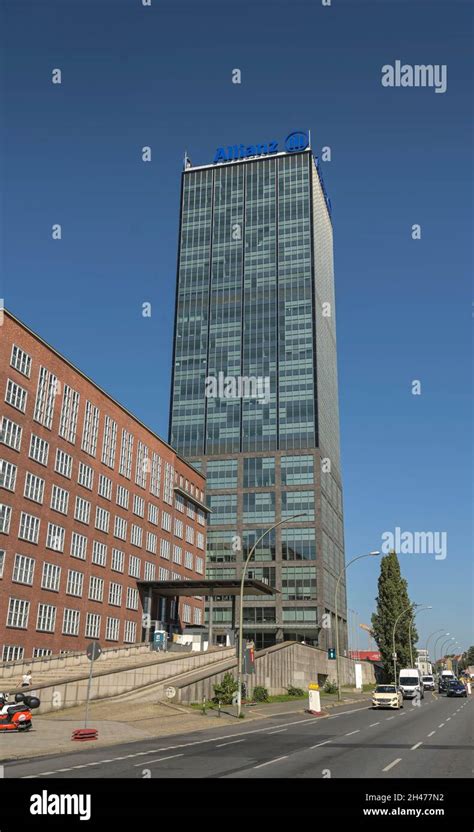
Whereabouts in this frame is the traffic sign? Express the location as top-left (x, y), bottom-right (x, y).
top-left (165, 686), bottom-right (176, 699)
top-left (86, 642), bottom-right (102, 662)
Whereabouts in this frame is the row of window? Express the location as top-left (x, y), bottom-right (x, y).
top-left (204, 455), bottom-right (315, 489)
top-left (5, 597), bottom-right (139, 640)
top-left (0, 504), bottom-right (205, 557)
top-left (208, 607), bottom-right (318, 624)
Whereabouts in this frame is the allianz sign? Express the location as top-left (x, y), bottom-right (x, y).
top-left (213, 131), bottom-right (309, 163)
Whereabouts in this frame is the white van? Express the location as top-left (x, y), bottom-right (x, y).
top-left (399, 668), bottom-right (424, 700)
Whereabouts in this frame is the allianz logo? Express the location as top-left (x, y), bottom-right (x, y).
top-left (213, 131), bottom-right (309, 164)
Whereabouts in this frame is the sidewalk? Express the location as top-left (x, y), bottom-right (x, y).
top-left (0, 692), bottom-right (370, 763)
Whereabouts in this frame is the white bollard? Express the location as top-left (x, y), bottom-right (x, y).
top-left (467, 682), bottom-right (471, 695)
top-left (308, 683), bottom-right (322, 715)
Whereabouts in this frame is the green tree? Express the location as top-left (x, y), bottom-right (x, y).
top-left (371, 550), bottom-right (418, 681)
top-left (459, 646), bottom-right (474, 671)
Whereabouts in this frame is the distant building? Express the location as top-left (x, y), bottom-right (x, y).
top-left (0, 310), bottom-right (208, 661)
top-left (348, 650), bottom-right (381, 662)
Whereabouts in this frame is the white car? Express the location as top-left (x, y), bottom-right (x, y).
top-left (371, 684), bottom-right (404, 709)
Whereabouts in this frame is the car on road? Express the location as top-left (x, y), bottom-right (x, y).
top-left (399, 668), bottom-right (424, 700)
top-left (422, 675), bottom-right (435, 691)
top-left (371, 684), bottom-right (404, 709)
top-left (446, 680), bottom-right (467, 698)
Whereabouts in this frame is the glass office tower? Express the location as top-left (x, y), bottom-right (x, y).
top-left (169, 143), bottom-right (347, 653)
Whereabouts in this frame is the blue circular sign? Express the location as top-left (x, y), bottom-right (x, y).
top-left (285, 131), bottom-right (309, 153)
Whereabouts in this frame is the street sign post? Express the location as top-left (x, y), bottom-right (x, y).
top-left (84, 642), bottom-right (101, 730)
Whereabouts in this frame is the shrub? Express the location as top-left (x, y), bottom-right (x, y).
top-left (323, 679), bottom-right (338, 694)
top-left (287, 686), bottom-right (305, 697)
top-left (252, 685), bottom-right (269, 702)
top-left (213, 672), bottom-right (239, 705)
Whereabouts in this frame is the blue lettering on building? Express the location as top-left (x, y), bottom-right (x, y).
top-left (212, 132), bottom-right (309, 164)
top-left (284, 131), bottom-right (309, 152)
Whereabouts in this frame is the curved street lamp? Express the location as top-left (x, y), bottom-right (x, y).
top-left (392, 603), bottom-right (421, 684)
top-left (425, 629), bottom-right (445, 666)
top-left (433, 632), bottom-right (450, 667)
top-left (408, 606), bottom-right (432, 667)
top-left (438, 636), bottom-right (456, 666)
top-left (236, 513), bottom-right (306, 718)
top-left (335, 551), bottom-right (380, 701)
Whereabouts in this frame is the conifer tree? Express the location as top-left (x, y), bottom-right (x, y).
top-left (371, 551), bottom-right (418, 680)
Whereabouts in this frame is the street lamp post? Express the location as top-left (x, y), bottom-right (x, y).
top-left (425, 629), bottom-right (444, 668)
top-left (236, 513), bottom-right (306, 718)
top-left (433, 632), bottom-right (449, 670)
top-left (408, 606), bottom-right (432, 667)
top-left (392, 603), bottom-right (420, 685)
top-left (438, 637), bottom-right (455, 668)
top-left (334, 551), bottom-right (380, 701)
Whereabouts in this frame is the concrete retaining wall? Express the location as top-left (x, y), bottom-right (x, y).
top-left (0, 642), bottom-right (151, 681)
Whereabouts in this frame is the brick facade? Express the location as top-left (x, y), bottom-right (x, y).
top-left (0, 311), bottom-right (207, 661)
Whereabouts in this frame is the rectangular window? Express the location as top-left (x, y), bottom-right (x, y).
top-left (88, 575), bottom-right (104, 602)
top-left (81, 401), bottom-right (100, 457)
top-left (10, 344), bottom-right (32, 378)
top-left (182, 604), bottom-right (192, 624)
top-left (2, 645), bottom-right (25, 661)
top-left (159, 566), bottom-right (169, 581)
top-left (196, 533), bottom-right (204, 551)
top-left (58, 385), bottom-right (80, 444)
top-left (74, 496), bottom-right (91, 525)
top-left (186, 500), bottom-right (195, 520)
top-left (28, 434), bottom-right (49, 466)
top-left (195, 556), bottom-right (204, 574)
top-left (1, 416), bottom-right (23, 451)
top-left (185, 525), bottom-right (194, 544)
top-left (114, 515), bottom-right (127, 541)
top-left (7, 597), bottom-right (30, 628)
top-left (1, 504), bottom-right (13, 534)
top-left (105, 617), bottom-right (120, 641)
top-left (12, 553), bottom-right (35, 585)
top-left (144, 561), bottom-right (155, 581)
top-left (36, 603), bottom-right (57, 632)
top-left (194, 607), bottom-right (202, 625)
top-left (32, 648), bottom-right (53, 658)
top-left (197, 508), bottom-right (205, 526)
top-left (95, 506), bottom-right (110, 534)
top-left (0, 548), bottom-right (5, 577)
top-left (174, 519), bottom-right (183, 539)
top-left (281, 490), bottom-right (315, 520)
top-left (62, 607), bottom-right (80, 636)
top-left (282, 607), bottom-right (318, 623)
top-left (206, 459), bottom-right (238, 490)
top-left (150, 452), bottom-right (161, 497)
top-left (185, 551), bottom-right (193, 570)
top-left (18, 511), bottom-right (40, 543)
top-left (175, 493), bottom-right (185, 513)
top-left (126, 586), bottom-right (139, 610)
top-left (101, 415), bottom-right (117, 469)
top-left (242, 492), bottom-right (275, 524)
top-left (111, 548), bottom-right (125, 573)
top-left (24, 471), bottom-right (45, 503)
top-left (98, 474), bottom-right (112, 500)
top-left (123, 620), bottom-right (136, 644)
top-left (78, 462), bottom-right (94, 490)
top-left (0, 459), bottom-right (17, 491)
top-left (118, 429), bottom-right (133, 479)
top-left (70, 532), bottom-right (87, 560)
top-left (160, 538), bottom-right (170, 560)
top-left (146, 532), bottom-right (157, 554)
top-left (46, 522), bottom-right (65, 552)
top-left (133, 495), bottom-right (145, 517)
top-left (173, 544), bottom-right (182, 565)
top-left (163, 462), bottom-right (174, 505)
top-left (5, 378), bottom-right (27, 413)
top-left (41, 561), bottom-right (61, 592)
top-left (128, 555), bottom-right (141, 579)
top-left (54, 448), bottom-right (73, 479)
top-left (148, 503), bottom-right (158, 525)
top-left (282, 565), bottom-right (317, 600)
top-left (281, 528), bottom-right (316, 561)
top-left (108, 582), bottom-right (122, 606)
top-left (161, 511), bottom-right (171, 532)
top-left (281, 455), bottom-right (314, 485)
top-left (50, 484), bottom-right (69, 515)
top-left (135, 441), bottom-right (148, 489)
top-left (85, 612), bottom-right (101, 638)
top-left (116, 484), bottom-right (129, 510)
top-left (66, 569), bottom-right (84, 597)
top-left (33, 367), bottom-right (58, 429)
top-left (92, 540), bottom-right (107, 567)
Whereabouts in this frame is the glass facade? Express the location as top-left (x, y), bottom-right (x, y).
top-left (170, 147), bottom-right (347, 651)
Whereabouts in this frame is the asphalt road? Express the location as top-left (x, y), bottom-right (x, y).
top-left (3, 693), bottom-right (472, 779)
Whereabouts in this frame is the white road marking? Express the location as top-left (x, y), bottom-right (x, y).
top-left (133, 753), bottom-right (183, 767)
top-left (446, 717), bottom-right (451, 721)
top-left (438, 723), bottom-right (445, 728)
top-left (382, 758), bottom-right (402, 772)
top-left (254, 755), bottom-right (288, 769)
top-left (345, 730), bottom-right (360, 736)
top-left (369, 722), bottom-right (380, 727)
top-left (411, 742), bottom-right (422, 750)
top-left (427, 731), bottom-right (436, 737)
top-left (328, 706), bottom-right (371, 719)
top-left (386, 716), bottom-right (395, 720)
top-left (310, 740), bottom-right (332, 749)
top-left (216, 739), bottom-right (245, 748)
top-left (267, 729), bottom-right (287, 735)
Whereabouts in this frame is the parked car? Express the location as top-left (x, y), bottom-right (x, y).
top-left (422, 675), bottom-right (435, 691)
top-left (371, 684), bottom-right (404, 709)
top-left (446, 680), bottom-right (467, 698)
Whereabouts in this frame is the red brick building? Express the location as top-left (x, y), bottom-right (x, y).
top-left (0, 310), bottom-right (208, 661)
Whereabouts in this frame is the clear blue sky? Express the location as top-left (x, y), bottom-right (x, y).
top-left (1, 0), bottom-right (472, 652)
